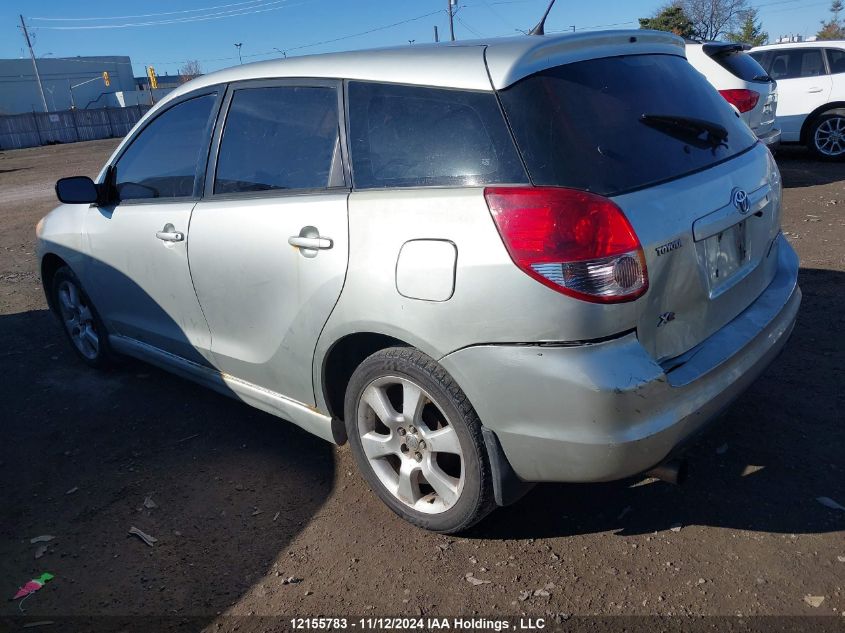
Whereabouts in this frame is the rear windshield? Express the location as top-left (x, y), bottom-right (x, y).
top-left (499, 54), bottom-right (758, 196)
top-left (704, 46), bottom-right (771, 82)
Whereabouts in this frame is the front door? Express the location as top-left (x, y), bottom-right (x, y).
top-left (85, 92), bottom-right (221, 365)
top-left (188, 81), bottom-right (349, 405)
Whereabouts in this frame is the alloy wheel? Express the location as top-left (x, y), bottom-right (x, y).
top-left (57, 279), bottom-right (100, 360)
top-left (356, 375), bottom-right (464, 514)
top-left (814, 116), bottom-right (845, 157)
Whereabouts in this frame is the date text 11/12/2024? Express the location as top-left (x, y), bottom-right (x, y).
top-left (290, 617), bottom-right (547, 630)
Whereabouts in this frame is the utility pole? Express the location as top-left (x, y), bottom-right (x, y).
top-left (434, 25), bottom-right (440, 42)
top-left (19, 14), bottom-right (48, 112)
top-left (447, 0), bottom-right (455, 41)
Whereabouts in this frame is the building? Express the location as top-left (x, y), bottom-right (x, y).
top-left (0, 56), bottom-right (136, 114)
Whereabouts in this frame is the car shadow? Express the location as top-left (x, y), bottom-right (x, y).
top-left (776, 146), bottom-right (844, 188)
top-left (0, 305), bottom-right (335, 624)
top-left (470, 266), bottom-right (844, 540)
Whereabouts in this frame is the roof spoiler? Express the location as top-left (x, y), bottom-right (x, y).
top-left (702, 42), bottom-right (752, 56)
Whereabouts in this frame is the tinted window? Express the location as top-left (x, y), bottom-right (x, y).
top-left (767, 49), bottom-right (826, 79)
top-left (215, 86), bottom-right (339, 194)
top-left (115, 94), bottom-right (216, 201)
top-left (348, 82), bottom-right (527, 188)
top-left (705, 47), bottom-right (770, 82)
top-left (827, 48), bottom-right (845, 74)
top-left (499, 54), bottom-right (758, 197)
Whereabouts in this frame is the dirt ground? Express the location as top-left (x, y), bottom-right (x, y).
top-left (0, 139), bottom-right (843, 630)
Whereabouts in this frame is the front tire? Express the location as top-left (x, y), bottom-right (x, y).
top-left (808, 110), bottom-right (845, 161)
top-left (52, 266), bottom-right (114, 369)
top-left (344, 347), bottom-right (495, 533)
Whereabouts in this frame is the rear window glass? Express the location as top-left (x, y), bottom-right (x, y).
top-left (764, 49), bottom-right (826, 79)
top-left (705, 47), bottom-right (770, 82)
top-left (499, 54), bottom-right (758, 196)
top-left (827, 48), bottom-right (845, 74)
top-left (348, 82), bottom-right (527, 188)
top-left (215, 86), bottom-right (339, 194)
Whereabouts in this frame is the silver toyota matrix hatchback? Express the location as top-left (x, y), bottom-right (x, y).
top-left (38, 31), bottom-right (801, 532)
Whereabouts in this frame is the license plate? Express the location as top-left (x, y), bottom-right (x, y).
top-left (703, 220), bottom-right (747, 288)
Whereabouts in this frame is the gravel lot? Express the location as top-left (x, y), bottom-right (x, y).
top-left (0, 139), bottom-right (843, 629)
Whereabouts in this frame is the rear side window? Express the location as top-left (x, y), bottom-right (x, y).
top-left (499, 54), bottom-right (758, 197)
top-left (347, 82), bottom-right (527, 188)
top-left (705, 47), bottom-right (770, 82)
top-left (215, 86), bottom-right (339, 194)
top-left (827, 48), bottom-right (845, 74)
top-left (766, 49), bottom-right (826, 79)
top-left (114, 94), bottom-right (216, 201)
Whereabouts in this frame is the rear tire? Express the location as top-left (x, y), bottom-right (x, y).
top-left (807, 110), bottom-right (845, 161)
top-left (51, 266), bottom-right (114, 369)
top-left (344, 347), bottom-right (495, 533)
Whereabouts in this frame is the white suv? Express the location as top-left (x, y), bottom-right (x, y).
top-left (751, 41), bottom-right (845, 159)
top-left (687, 42), bottom-right (780, 148)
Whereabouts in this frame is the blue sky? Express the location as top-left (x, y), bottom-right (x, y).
top-left (0, 0), bottom-right (838, 77)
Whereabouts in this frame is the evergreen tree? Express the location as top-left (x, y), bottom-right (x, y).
top-left (726, 8), bottom-right (768, 46)
top-left (639, 4), bottom-right (696, 39)
top-left (817, 0), bottom-right (845, 40)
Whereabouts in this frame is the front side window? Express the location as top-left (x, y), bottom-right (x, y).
top-left (827, 48), bottom-right (845, 74)
top-left (114, 94), bottom-right (216, 201)
top-left (767, 49), bottom-right (826, 79)
top-left (214, 86), bottom-right (339, 194)
top-left (347, 82), bottom-right (527, 189)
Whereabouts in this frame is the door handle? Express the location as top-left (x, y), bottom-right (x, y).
top-left (807, 87), bottom-right (824, 93)
top-left (288, 236), bottom-right (333, 249)
top-left (288, 226), bottom-right (333, 258)
top-left (156, 223), bottom-right (184, 242)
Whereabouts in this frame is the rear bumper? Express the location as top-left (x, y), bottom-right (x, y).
top-left (757, 127), bottom-right (781, 148)
top-left (440, 236), bottom-right (800, 483)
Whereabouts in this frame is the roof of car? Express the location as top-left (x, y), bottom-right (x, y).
top-left (751, 40), bottom-right (845, 50)
top-left (159, 30), bottom-right (683, 106)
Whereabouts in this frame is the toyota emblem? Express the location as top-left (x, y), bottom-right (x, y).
top-left (732, 188), bottom-right (750, 214)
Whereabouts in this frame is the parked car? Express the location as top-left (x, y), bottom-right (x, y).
top-left (686, 41), bottom-right (781, 148)
top-left (751, 41), bottom-right (845, 159)
top-left (38, 31), bottom-right (800, 533)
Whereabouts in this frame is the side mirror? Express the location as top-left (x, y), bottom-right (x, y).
top-left (55, 176), bottom-right (99, 204)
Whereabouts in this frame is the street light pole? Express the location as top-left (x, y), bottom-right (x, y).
top-left (234, 42), bottom-right (243, 64)
top-left (19, 14), bottom-right (48, 112)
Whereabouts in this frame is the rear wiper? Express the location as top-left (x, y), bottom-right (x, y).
top-left (640, 113), bottom-right (729, 149)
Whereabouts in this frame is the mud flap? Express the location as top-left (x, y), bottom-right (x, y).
top-left (481, 427), bottom-right (535, 507)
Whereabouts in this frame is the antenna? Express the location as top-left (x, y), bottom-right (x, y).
top-left (529, 0), bottom-right (557, 36)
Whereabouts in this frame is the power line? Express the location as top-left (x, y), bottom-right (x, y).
top-left (28, 0), bottom-right (271, 21)
top-left (455, 15), bottom-right (485, 37)
top-left (30, 0), bottom-right (303, 30)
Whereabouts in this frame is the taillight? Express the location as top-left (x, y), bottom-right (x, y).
top-left (718, 89), bottom-right (760, 113)
top-left (484, 186), bottom-right (648, 303)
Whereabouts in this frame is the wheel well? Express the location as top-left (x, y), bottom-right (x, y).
top-left (322, 332), bottom-right (406, 425)
top-left (800, 102), bottom-right (845, 144)
top-left (40, 253), bottom-right (67, 313)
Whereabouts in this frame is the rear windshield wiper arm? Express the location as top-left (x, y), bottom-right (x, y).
top-left (640, 113), bottom-right (729, 149)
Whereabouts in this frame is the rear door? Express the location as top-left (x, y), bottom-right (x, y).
top-left (188, 80), bottom-right (349, 406)
top-left (758, 47), bottom-right (832, 140)
top-left (498, 53), bottom-right (782, 362)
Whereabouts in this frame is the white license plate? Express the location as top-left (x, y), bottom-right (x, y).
top-left (703, 220), bottom-right (747, 287)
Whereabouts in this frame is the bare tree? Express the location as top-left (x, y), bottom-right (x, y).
top-left (178, 60), bottom-right (203, 84)
top-left (681, 0), bottom-right (749, 40)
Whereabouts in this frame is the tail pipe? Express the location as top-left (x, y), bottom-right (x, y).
top-left (645, 458), bottom-right (688, 485)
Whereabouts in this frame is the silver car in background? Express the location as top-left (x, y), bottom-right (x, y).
top-left (37, 30), bottom-right (800, 533)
